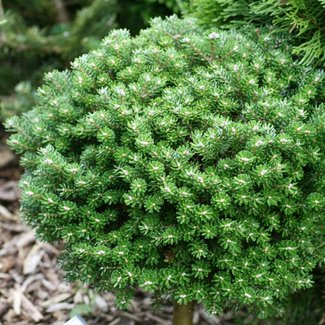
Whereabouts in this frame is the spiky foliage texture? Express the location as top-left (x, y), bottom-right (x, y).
top-left (191, 0), bottom-right (325, 66)
top-left (7, 16), bottom-right (325, 318)
top-left (0, 0), bottom-right (178, 120)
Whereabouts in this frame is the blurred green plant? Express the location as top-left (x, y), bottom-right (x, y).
top-left (69, 283), bottom-right (102, 319)
top-left (0, 0), bottom-right (185, 120)
top-left (0, 82), bottom-right (37, 120)
top-left (190, 0), bottom-right (325, 67)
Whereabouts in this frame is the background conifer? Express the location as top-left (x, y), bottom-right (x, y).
top-left (0, 0), bottom-right (182, 120)
top-left (191, 0), bottom-right (325, 66)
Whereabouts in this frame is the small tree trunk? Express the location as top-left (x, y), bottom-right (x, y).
top-left (173, 301), bottom-right (194, 325)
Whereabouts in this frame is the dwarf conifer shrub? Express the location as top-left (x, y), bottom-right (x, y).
top-left (7, 16), bottom-right (325, 320)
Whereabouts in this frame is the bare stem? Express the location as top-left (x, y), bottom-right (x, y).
top-left (173, 301), bottom-right (194, 325)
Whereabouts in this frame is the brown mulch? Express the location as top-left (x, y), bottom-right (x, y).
top-left (0, 127), bottom-right (234, 325)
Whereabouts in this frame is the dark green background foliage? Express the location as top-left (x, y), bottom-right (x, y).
top-left (191, 0), bottom-right (325, 66)
top-left (0, 0), bottom-right (183, 119)
top-left (7, 16), bottom-right (325, 318)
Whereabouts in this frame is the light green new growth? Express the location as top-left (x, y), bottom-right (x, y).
top-left (7, 16), bottom-right (325, 318)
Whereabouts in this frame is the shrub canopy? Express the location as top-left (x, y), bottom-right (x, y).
top-left (7, 16), bottom-right (325, 317)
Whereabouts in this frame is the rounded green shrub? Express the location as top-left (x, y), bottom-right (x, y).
top-left (7, 16), bottom-right (325, 317)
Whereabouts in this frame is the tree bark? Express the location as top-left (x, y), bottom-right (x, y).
top-left (173, 301), bottom-right (194, 325)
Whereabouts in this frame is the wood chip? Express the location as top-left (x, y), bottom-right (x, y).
top-left (23, 244), bottom-right (44, 274)
top-left (0, 221), bottom-right (28, 232)
top-left (16, 230), bottom-right (36, 248)
top-left (40, 242), bottom-right (59, 255)
top-left (73, 290), bottom-right (83, 304)
top-left (0, 204), bottom-right (12, 218)
top-left (119, 311), bottom-right (142, 322)
top-left (21, 294), bottom-right (43, 322)
top-left (147, 313), bottom-right (171, 325)
top-left (0, 302), bottom-right (9, 317)
top-left (41, 278), bottom-right (57, 291)
top-left (21, 274), bottom-right (43, 292)
top-left (12, 287), bottom-right (22, 315)
top-left (94, 295), bottom-right (108, 312)
top-left (0, 231), bottom-right (35, 256)
top-left (0, 273), bottom-right (11, 281)
top-left (0, 145), bottom-right (15, 168)
top-left (46, 302), bottom-right (75, 313)
top-left (0, 255), bottom-right (16, 272)
top-left (41, 292), bottom-right (73, 308)
top-left (108, 318), bottom-right (121, 325)
top-left (193, 310), bottom-right (199, 324)
top-left (0, 181), bottom-right (20, 201)
top-left (0, 230), bottom-right (35, 256)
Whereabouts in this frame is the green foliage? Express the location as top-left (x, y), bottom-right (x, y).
top-left (191, 0), bottom-right (262, 28)
top-left (282, 269), bottom-right (325, 325)
top-left (114, 0), bottom-right (179, 35)
top-left (0, 0), bottom-right (117, 120)
top-left (0, 82), bottom-right (37, 119)
top-left (69, 284), bottom-right (100, 318)
top-left (147, 0), bottom-right (188, 12)
top-left (191, 0), bottom-right (325, 66)
top-left (64, 0), bottom-right (118, 58)
top-left (0, 0), bottom-right (179, 120)
top-left (7, 16), bottom-right (325, 317)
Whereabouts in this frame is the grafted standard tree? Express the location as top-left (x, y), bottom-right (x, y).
top-left (7, 16), bottom-right (325, 324)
